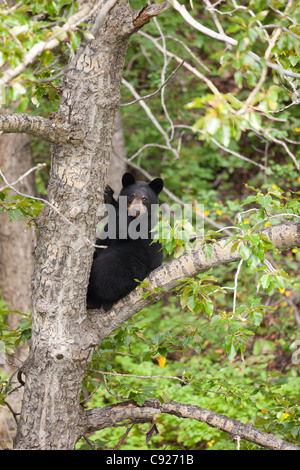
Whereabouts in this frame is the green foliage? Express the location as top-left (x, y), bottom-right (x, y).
top-left (0, 298), bottom-right (31, 356)
top-left (0, 185), bottom-right (44, 224)
top-left (1, 0), bottom-right (300, 451)
top-left (79, 296), bottom-right (300, 450)
top-left (0, 0), bottom-right (79, 108)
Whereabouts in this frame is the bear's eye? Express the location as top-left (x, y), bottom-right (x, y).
top-left (141, 196), bottom-right (148, 201)
top-left (128, 193), bottom-right (136, 202)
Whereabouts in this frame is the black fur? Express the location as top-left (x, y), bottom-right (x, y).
top-left (87, 173), bottom-right (164, 311)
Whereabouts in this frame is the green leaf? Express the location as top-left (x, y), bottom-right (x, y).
top-left (205, 117), bottom-right (221, 135)
top-left (227, 341), bottom-right (238, 361)
top-left (203, 244), bottom-right (213, 259)
top-left (288, 56), bottom-right (300, 67)
top-left (259, 273), bottom-right (271, 289)
top-left (239, 244), bottom-right (252, 260)
top-left (249, 310), bottom-right (264, 326)
top-left (257, 194), bottom-right (272, 209)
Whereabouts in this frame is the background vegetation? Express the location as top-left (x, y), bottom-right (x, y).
top-left (1, 0), bottom-right (300, 450)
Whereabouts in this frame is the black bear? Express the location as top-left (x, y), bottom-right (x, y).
top-left (87, 172), bottom-right (164, 311)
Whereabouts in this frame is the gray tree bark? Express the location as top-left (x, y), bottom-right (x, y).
top-left (107, 110), bottom-right (127, 196)
top-left (0, 123), bottom-right (35, 448)
top-left (13, 0), bottom-right (169, 450)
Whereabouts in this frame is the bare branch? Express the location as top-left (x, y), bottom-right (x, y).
top-left (261, 24), bottom-right (300, 41)
top-left (0, 163), bottom-right (46, 192)
top-left (0, 166), bottom-right (101, 251)
top-left (120, 60), bottom-right (185, 107)
top-left (173, 124), bottom-right (272, 173)
top-left (85, 399), bottom-right (299, 450)
top-left (89, 369), bottom-right (189, 386)
top-left (138, 30), bottom-right (224, 97)
top-left (0, 113), bottom-right (82, 144)
top-left (169, 0), bottom-right (300, 79)
top-left (122, 78), bottom-right (179, 158)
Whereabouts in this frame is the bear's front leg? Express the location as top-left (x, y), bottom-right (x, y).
top-left (104, 184), bottom-right (118, 207)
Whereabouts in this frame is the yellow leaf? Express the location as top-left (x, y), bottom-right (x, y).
top-left (157, 355), bottom-right (166, 368)
top-left (243, 220), bottom-right (250, 224)
top-left (265, 221), bottom-right (271, 227)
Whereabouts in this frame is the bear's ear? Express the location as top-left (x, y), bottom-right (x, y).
top-left (122, 173), bottom-right (135, 188)
top-left (149, 177), bottom-right (164, 195)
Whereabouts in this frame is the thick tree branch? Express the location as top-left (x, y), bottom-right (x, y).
top-left (84, 399), bottom-right (299, 450)
top-left (0, 113), bottom-right (83, 144)
top-left (86, 221), bottom-right (300, 344)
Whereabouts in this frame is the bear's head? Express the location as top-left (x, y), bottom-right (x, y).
top-left (119, 173), bottom-right (163, 218)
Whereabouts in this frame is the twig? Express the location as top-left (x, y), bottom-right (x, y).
top-left (172, 124), bottom-right (271, 173)
top-left (89, 369), bottom-right (189, 386)
top-left (261, 24), bottom-right (300, 41)
top-left (102, 374), bottom-right (124, 401)
top-left (0, 168), bottom-right (102, 249)
top-left (250, 128), bottom-right (300, 170)
top-left (114, 424), bottom-right (135, 450)
top-left (0, 163), bottom-right (46, 192)
top-left (139, 30), bottom-right (223, 97)
top-left (122, 78), bottom-right (178, 158)
top-left (120, 60), bottom-right (185, 107)
top-left (245, 27), bottom-right (282, 107)
top-left (203, 0), bottom-right (231, 46)
top-left (164, 34), bottom-right (210, 72)
top-left (233, 259), bottom-right (243, 314)
top-left (82, 435), bottom-right (96, 450)
top-left (153, 16), bottom-right (175, 141)
top-left (169, 0), bottom-right (300, 79)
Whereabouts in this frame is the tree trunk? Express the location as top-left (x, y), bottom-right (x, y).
top-left (13, 2), bottom-right (136, 450)
top-left (107, 110), bottom-right (127, 196)
top-left (0, 124), bottom-right (35, 448)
